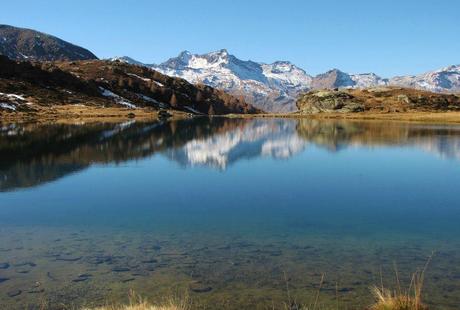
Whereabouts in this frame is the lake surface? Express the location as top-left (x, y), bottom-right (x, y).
top-left (0, 118), bottom-right (460, 309)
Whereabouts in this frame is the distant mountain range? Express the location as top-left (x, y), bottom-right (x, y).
top-left (114, 51), bottom-right (460, 112)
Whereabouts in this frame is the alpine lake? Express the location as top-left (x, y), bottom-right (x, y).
top-left (0, 117), bottom-right (459, 309)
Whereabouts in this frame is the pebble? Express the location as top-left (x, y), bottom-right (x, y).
top-left (27, 288), bottom-right (44, 294)
top-left (56, 256), bottom-right (82, 262)
top-left (338, 287), bottom-right (354, 293)
top-left (15, 268), bottom-right (32, 274)
top-left (112, 267), bottom-right (130, 272)
top-left (13, 262), bottom-right (36, 267)
top-left (7, 290), bottom-right (22, 297)
top-left (47, 272), bottom-right (57, 281)
top-left (71, 273), bottom-right (93, 282)
top-left (189, 282), bottom-right (213, 293)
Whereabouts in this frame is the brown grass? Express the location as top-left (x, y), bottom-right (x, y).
top-left (226, 111), bottom-right (460, 124)
top-left (82, 290), bottom-right (190, 310)
top-left (368, 255), bottom-right (432, 310)
top-left (0, 105), bottom-right (190, 124)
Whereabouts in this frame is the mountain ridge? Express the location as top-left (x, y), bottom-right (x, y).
top-left (113, 51), bottom-right (460, 112)
top-left (0, 24), bottom-right (98, 61)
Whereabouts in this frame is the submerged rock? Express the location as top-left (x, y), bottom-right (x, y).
top-left (27, 288), bottom-right (44, 294)
top-left (15, 268), bottom-right (32, 274)
top-left (112, 267), bottom-right (130, 272)
top-left (189, 282), bottom-right (213, 293)
top-left (13, 261), bottom-right (36, 268)
top-left (72, 273), bottom-right (92, 282)
top-left (0, 262), bottom-right (10, 269)
top-left (0, 277), bottom-right (10, 283)
top-left (141, 259), bottom-right (158, 264)
top-left (7, 289), bottom-right (22, 297)
top-left (56, 255), bottom-right (82, 262)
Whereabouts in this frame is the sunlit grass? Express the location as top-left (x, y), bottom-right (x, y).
top-left (82, 290), bottom-right (190, 310)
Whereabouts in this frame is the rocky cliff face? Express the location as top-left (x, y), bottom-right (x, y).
top-left (0, 25), bottom-right (98, 61)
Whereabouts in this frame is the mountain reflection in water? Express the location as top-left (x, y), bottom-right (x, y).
top-left (1, 118), bottom-right (460, 191)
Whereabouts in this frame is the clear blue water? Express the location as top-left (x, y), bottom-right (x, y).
top-left (0, 118), bottom-right (459, 309)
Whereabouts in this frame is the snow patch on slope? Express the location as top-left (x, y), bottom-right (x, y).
top-left (99, 87), bottom-right (136, 108)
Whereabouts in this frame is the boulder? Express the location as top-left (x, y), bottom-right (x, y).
top-left (296, 90), bottom-right (364, 114)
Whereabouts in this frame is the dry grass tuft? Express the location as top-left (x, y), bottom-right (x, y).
top-left (369, 255), bottom-right (432, 310)
top-left (82, 290), bottom-right (190, 310)
top-left (369, 286), bottom-right (428, 310)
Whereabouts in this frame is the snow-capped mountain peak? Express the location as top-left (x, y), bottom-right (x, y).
top-left (150, 50), bottom-right (312, 112)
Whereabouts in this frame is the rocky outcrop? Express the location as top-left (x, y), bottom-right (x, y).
top-left (296, 87), bottom-right (460, 114)
top-left (296, 90), bottom-right (365, 113)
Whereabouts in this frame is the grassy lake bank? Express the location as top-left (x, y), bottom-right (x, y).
top-left (4, 104), bottom-right (460, 125)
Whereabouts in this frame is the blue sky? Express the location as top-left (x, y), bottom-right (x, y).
top-left (1, 0), bottom-right (458, 76)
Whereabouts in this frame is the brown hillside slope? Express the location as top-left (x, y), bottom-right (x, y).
top-left (0, 24), bottom-right (98, 61)
top-left (0, 56), bottom-right (261, 115)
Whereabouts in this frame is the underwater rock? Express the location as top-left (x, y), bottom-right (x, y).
top-left (121, 277), bottom-right (135, 283)
top-left (141, 259), bottom-right (158, 264)
top-left (0, 277), bottom-right (10, 283)
top-left (0, 262), bottom-right (10, 269)
top-left (13, 261), bottom-right (36, 267)
top-left (189, 282), bottom-right (213, 293)
top-left (112, 267), bottom-right (130, 272)
top-left (7, 289), bottom-right (22, 297)
top-left (27, 288), bottom-right (44, 294)
top-left (56, 255), bottom-right (82, 262)
top-left (72, 274), bottom-right (91, 282)
top-left (87, 255), bottom-right (114, 265)
top-left (144, 265), bottom-right (155, 271)
top-left (338, 287), bottom-right (354, 293)
top-left (47, 272), bottom-right (57, 281)
top-left (15, 268), bottom-right (32, 274)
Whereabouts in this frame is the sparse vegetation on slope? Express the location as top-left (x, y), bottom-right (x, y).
top-left (296, 87), bottom-right (460, 114)
top-left (0, 56), bottom-right (261, 115)
top-left (0, 24), bottom-right (98, 61)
